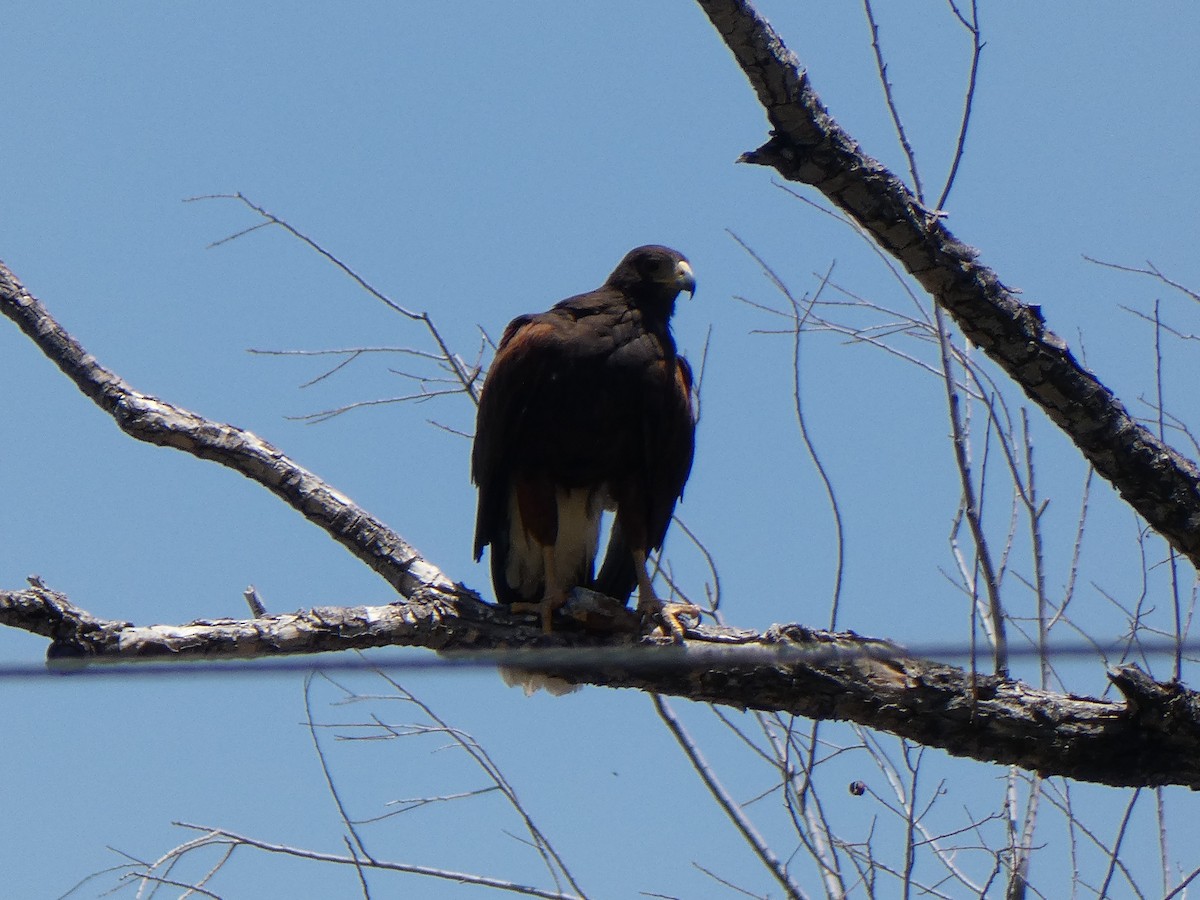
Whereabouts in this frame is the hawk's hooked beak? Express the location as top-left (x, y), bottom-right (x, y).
top-left (675, 260), bottom-right (696, 299)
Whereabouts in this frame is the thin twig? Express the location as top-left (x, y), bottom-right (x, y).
top-left (1082, 256), bottom-right (1200, 305)
top-left (1156, 787), bottom-right (1171, 899)
top-left (1020, 411), bottom-right (1050, 689)
top-left (189, 192), bottom-right (481, 405)
top-left (290, 387), bottom-right (468, 424)
top-left (936, 0), bottom-right (984, 211)
top-left (165, 822), bottom-right (582, 900)
top-left (366, 671), bottom-right (589, 898)
top-left (1006, 770), bottom-right (1041, 899)
top-left (1097, 789), bottom-right (1142, 900)
top-left (344, 836), bottom-right (373, 900)
top-left (305, 672), bottom-right (375, 862)
top-left (730, 232), bottom-right (846, 629)
top-left (1152, 298), bottom-right (1185, 681)
top-left (863, 0), bottom-right (925, 202)
top-left (652, 695), bottom-right (808, 900)
top-left (934, 303), bottom-right (1009, 674)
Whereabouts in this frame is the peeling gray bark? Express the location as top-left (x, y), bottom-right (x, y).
top-left (695, 0), bottom-right (1200, 566)
top-left (3, 583), bottom-right (1199, 790)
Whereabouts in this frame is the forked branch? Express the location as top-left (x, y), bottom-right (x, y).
top-left (696, 0), bottom-right (1200, 567)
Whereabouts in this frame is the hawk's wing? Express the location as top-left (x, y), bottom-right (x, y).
top-left (595, 355), bottom-right (696, 601)
top-left (471, 312), bottom-right (557, 563)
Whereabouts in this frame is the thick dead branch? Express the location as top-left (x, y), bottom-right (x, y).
top-left (0, 259), bottom-right (458, 601)
top-left (4, 583), bottom-right (1200, 791)
top-left (696, 0), bottom-right (1200, 567)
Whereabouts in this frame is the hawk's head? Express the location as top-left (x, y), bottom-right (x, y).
top-left (607, 245), bottom-right (695, 309)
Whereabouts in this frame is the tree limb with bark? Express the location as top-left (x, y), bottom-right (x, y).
top-left (4, 0), bottom-right (1200, 813)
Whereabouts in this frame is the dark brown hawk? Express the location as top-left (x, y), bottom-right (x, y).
top-left (471, 245), bottom-right (700, 638)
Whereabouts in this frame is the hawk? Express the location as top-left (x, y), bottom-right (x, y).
top-left (471, 245), bottom-right (700, 638)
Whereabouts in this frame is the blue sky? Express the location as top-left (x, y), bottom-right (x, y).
top-left (3, 3), bottom-right (1200, 897)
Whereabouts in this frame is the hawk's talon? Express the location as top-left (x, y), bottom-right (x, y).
top-left (639, 600), bottom-right (701, 642)
top-left (511, 594), bottom-right (567, 634)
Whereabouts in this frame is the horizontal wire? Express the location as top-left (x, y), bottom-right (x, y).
top-left (0, 637), bottom-right (1193, 683)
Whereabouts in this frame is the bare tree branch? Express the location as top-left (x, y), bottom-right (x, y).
top-left (0, 259), bottom-right (459, 602)
top-left (695, 0), bottom-right (1200, 568)
top-left (6, 582), bottom-right (1200, 791)
top-left (652, 694), bottom-right (807, 900)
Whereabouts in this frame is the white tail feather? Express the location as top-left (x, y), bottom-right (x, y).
top-left (504, 486), bottom-right (605, 598)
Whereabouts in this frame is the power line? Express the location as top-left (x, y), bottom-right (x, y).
top-left (0, 637), bottom-right (1194, 683)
